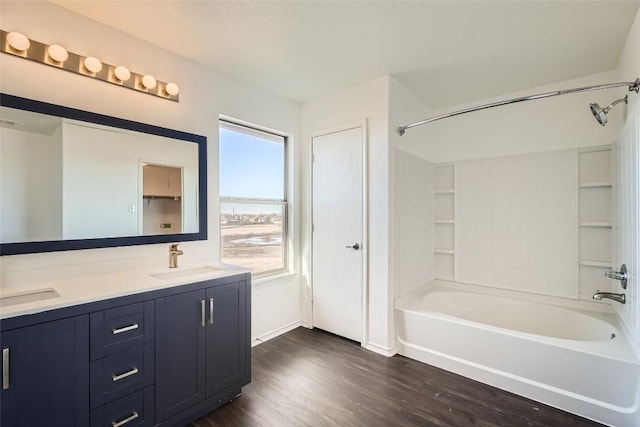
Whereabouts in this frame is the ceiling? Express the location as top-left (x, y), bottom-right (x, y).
top-left (52, 1), bottom-right (639, 109)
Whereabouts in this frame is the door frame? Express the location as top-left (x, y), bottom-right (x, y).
top-left (309, 119), bottom-right (369, 345)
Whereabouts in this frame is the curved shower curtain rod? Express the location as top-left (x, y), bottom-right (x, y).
top-left (397, 78), bottom-right (640, 136)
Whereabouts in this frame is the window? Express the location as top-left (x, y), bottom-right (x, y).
top-left (219, 120), bottom-right (287, 276)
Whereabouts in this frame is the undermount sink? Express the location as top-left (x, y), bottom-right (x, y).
top-left (149, 266), bottom-right (222, 280)
top-left (0, 288), bottom-right (60, 308)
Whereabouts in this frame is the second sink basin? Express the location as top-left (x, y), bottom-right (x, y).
top-left (149, 266), bottom-right (222, 280)
top-left (0, 288), bottom-right (60, 308)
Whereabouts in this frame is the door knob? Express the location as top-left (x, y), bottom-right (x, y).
top-left (346, 243), bottom-right (360, 250)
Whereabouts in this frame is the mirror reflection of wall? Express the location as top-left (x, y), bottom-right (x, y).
top-left (0, 105), bottom-right (200, 244)
top-left (142, 164), bottom-right (183, 235)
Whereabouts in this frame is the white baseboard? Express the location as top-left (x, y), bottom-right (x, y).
top-left (363, 341), bottom-right (397, 357)
top-left (251, 320), bottom-right (303, 347)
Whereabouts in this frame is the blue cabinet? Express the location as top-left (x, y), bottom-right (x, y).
top-left (206, 281), bottom-right (249, 395)
top-left (155, 289), bottom-right (207, 421)
top-left (0, 316), bottom-right (89, 427)
top-left (0, 273), bottom-right (250, 427)
top-left (155, 279), bottom-right (250, 425)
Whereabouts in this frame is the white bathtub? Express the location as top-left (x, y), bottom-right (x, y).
top-left (395, 283), bottom-right (640, 427)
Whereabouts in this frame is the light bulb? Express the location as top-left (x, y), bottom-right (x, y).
top-left (47, 44), bottom-right (68, 63)
top-left (165, 82), bottom-right (179, 96)
top-left (7, 32), bottom-right (30, 52)
top-left (141, 74), bottom-right (157, 90)
top-left (84, 56), bottom-right (102, 73)
top-left (114, 65), bottom-right (131, 82)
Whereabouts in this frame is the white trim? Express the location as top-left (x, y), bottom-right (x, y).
top-left (251, 320), bottom-right (303, 347)
top-left (309, 119), bottom-right (369, 346)
top-left (364, 341), bottom-right (397, 357)
top-left (252, 272), bottom-right (299, 289)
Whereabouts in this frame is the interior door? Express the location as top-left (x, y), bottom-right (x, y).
top-left (312, 125), bottom-right (364, 342)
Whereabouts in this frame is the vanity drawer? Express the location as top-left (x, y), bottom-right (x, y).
top-left (90, 386), bottom-right (154, 427)
top-left (91, 343), bottom-right (154, 409)
top-left (91, 301), bottom-right (154, 360)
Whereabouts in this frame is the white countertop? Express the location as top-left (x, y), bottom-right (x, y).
top-left (0, 262), bottom-right (249, 319)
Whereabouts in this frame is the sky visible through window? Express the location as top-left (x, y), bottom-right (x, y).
top-left (219, 127), bottom-right (284, 214)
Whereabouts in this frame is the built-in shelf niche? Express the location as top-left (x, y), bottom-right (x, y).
top-left (578, 147), bottom-right (613, 301)
top-left (434, 163), bottom-right (455, 280)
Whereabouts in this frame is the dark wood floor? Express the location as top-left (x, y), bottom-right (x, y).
top-left (191, 327), bottom-right (602, 427)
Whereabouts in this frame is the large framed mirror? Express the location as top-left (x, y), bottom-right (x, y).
top-left (0, 94), bottom-right (207, 255)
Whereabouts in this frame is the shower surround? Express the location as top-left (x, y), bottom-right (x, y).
top-left (393, 137), bottom-right (639, 426)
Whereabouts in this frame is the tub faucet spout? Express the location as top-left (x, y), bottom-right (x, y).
top-left (592, 290), bottom-right (625, 304)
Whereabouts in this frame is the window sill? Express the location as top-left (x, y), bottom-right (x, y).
top-left (252, 271), bottom-right (299, 289)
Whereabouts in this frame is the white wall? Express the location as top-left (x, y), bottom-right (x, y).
top-left (0, 125), bottom-right (62, 243)
top-left (389, 77), bottom-right (436, 301)
top-left (61, 121), bottom-right (199, 239)
top-left (455, 150), bottom-right (578, 298)
top-left (0, 2), bottom-right (301, 342)
top-left (397, 71), bottom-right (623, 164)
top-left (392, 150), bottom-right (434, 298)
top-left (613, 8), bottom-right (640, 348)
top-left (301, 76), bottom-right (393, 354)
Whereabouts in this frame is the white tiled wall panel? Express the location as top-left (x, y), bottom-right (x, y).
top-left (579, 265), bottom-right (613, 300)
top-left (614, 112), bottom-right (639, 343)
top-left (434, 193), bottom-right (454, 221)
top-left (579, 188), bottom-right (612, 223)
top-left (579, 150), bottom-right (611, 183)
top-left (579, 227), bottom-right (612, 262)
top-left (434, 223), bottom-right (454, 251)
top-left (456, 151), bottom-right (578, 298)
top-left (435, 253), bottom-right (454, 281)
top-left (435, 165), bottom-right (454, 191)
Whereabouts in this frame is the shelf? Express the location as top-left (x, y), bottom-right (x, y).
top-left (579, 221), bottom-right (612, 228)
top-left (143, 195), bottom-right (181, 200)
top-left (579, 182), bottom-right (612, 188)
top-left (579, 260), bottom-right (612, 268)
top-left (434, 220), bottom-right (455, 224)
top-left (434, 249), bottom-right (455, 254)
top-left (434, 190), bottom-right (455, 195)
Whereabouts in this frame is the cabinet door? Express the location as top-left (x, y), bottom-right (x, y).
top-left (205, 281), bottom-right (248, 397)
top-left (143, 165), bottom-right (182, 197)
top-left (167, 167), bottom-right (182, 197)
top-left (155, 289), bottom-right (206, 422)
top-left (0, 316), bottom-right (89, 427)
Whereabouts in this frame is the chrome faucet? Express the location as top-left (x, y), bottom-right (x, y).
top-left (593, 290), bottom-right (626, 304)
top-left (604, 264), bottom-right (628, 289)
top-left (169, 243), bottom-right (183, 268)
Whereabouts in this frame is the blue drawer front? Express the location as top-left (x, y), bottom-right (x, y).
top-left (91, 301), bottom-right (154, 360)
top-left (90, 386), bottom-right (154, 427)
top-left (90, 343), bottom-right (154, 408)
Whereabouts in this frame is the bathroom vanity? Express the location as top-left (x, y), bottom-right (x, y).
top-left (0, 265), bottom-right (251, 427)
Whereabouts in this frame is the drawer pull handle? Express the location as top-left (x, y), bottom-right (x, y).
top-left (209, 297), bottom-right (214, 325)
top-left (112, 367), bottom-right (139, 382)
top-left (2, 348), bottom-right (9, 390)
top-left (112, 411), bottom-right (139, 427)
top-left (112, 323), bottom-right (139, 335)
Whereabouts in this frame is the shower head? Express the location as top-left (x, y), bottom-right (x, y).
top-left (589, 95), bottom-right (628, 126)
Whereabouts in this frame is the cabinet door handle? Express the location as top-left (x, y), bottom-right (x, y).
top-left (201, 299), bottom-right (206, 327)
top-left (112, 411), bottom-right (139, 427)
top-left (112, 367), bottom-right (139, 382)
top-left (209, 297), bottom-right (214, 325)
top-left (112, 323), bottom-right (139, 335)
top-left (2, 348), bottom-right (8, 390)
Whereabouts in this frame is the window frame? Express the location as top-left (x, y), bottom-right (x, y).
top-left (218, 119), bottom-right (288, 277)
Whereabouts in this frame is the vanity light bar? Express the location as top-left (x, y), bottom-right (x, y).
top-left (0, 30), bottom-right (179, 102)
